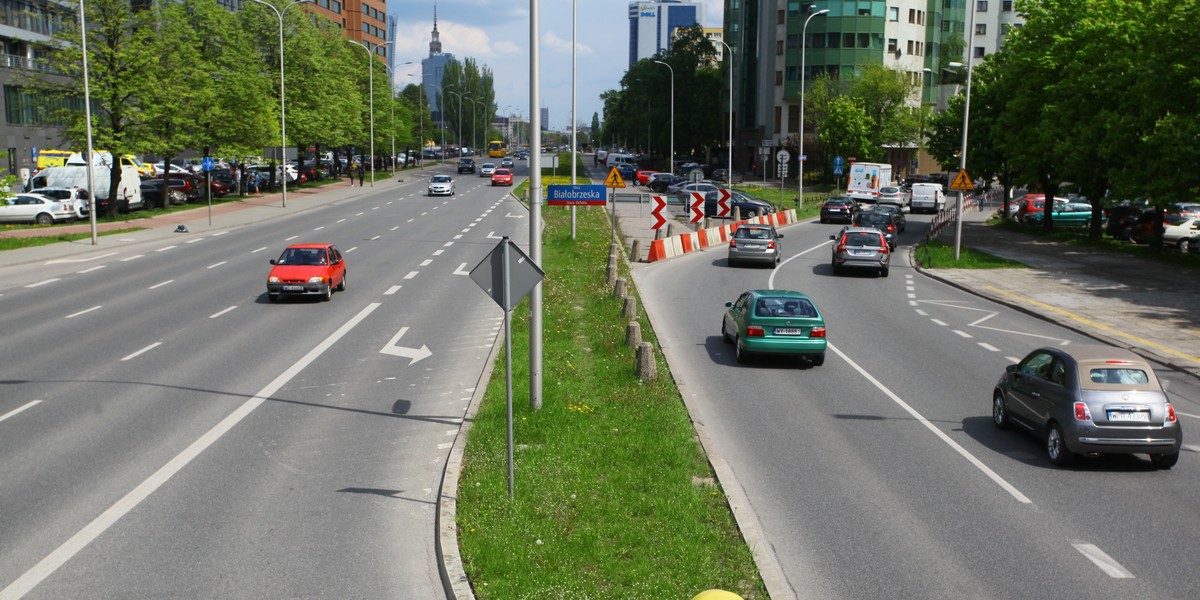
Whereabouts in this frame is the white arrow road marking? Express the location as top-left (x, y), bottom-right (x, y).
top-left (380, 327), bottom-right (432, 365)
top-left (487, 231), bottom-right (503, 239)
top-left (505, 213), bottom-right (525, 218)
top-left (0, 400), bottom-right (40, 425)
top-left (45, 252), bottom-right (119, 265)
top-left (453, 263), bottom-right (470, 276)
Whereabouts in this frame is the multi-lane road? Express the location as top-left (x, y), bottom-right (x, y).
top-left (0, 165), bottom-right (528, 598)
top-left (635, 210), bottom-right (1200, 600)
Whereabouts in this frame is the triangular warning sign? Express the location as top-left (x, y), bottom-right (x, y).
top-left (604, 167), bottom-right (626, 188)
top-left (949, 168), bottom-right (974, 191)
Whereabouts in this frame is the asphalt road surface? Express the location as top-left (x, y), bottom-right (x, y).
top-left (634, 210), bottom-right (1200, 600)
top-left (0, 165), bottom-right (528, 598)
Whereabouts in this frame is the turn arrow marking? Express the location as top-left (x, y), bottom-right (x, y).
top-left (380, 327), bottom-right (433, 365)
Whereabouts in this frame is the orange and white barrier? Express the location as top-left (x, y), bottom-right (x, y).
top-left (645, 208), bottom-right (798, 263)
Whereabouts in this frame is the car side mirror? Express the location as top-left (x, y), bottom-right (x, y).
top-left (829, 235), bottom-right (836, 240)
top-left (269, 259), bottom-right (277, 265)
top-left (725, 302), bottom-right (733, 308)
top-left (1005, 364), bottom-right (1018, 374)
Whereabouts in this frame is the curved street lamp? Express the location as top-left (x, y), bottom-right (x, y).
top-left (798, 8), bottom-right (828, 204)
top-left (463, 94), bottom-right (480, 157)
top-left (652, 60), bottom-right (674, 173)
top-left (716, 40), bottom-right (734, 190)
top-left (250, 0), bottom-right (310, 206)
top-left (426, 82), bottom-right (447, 163)
top-left (345, 40), bottom-right (375, 187)
top-left (447, 89), bottom-right (464, 155)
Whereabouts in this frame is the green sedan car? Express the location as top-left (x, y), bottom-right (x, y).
top-left (721, 289), bottom-right (827, 366)
top-left (1024, 202), bottom-right (1104, 227)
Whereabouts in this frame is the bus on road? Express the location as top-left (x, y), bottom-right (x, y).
top-left (487, 140), bottom-right (507, 158)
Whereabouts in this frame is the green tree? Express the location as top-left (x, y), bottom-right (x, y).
top-left (590, 112), bottom-right (602, 148)
top-left (817, 96), bottom-right (872, 177)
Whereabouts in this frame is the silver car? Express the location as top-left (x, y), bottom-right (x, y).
top-left (427, 175), bottom-right (455, 196)
top-left (0, 193), bottom-right (77, 225)
top-left (830, 226), bottom-right (890, 277)
top-left (727, 224), bottom-right (782, 267)
top-left (993, 345), bottom-right (1181, 468)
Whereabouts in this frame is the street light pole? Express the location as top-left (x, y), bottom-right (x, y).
top-left (447, 90), bottom-right (463, 155)
top-left (717, 40), bottom-right (734, 189)
top-left (251, 0), bottom-right (309, 206)
top-left (955, 9), bottom-right (978, 261)
top-left (464, 95), bottom-right (478, 158)
top-left (799, 8), bottom-right (828, 206)
top-left (653, 60), bottom-right (674, 174)
top-left (346, 40), bottom-right (375, 187)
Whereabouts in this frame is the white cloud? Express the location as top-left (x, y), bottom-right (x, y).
top-left (543, 31), bottom-right (593, 56)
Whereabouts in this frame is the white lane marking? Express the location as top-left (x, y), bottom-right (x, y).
top-left (356, 212), bottom-right (365, 216)
top-left (45, 252), bottom-right (119, 265)
top-left (978, 342), bottom-right (1000, 352)
top-left (1184, 444), bottom-right (1200, 452)
top-left (915, 309), bottom-right (928, 316)
top-left (953, 330), bottom-right (973, 338)
top-left (462, 228), bottom-right (471, 233)
top-left (828, 343), bottom-right (1032, 504)
top-left (907, 293), bottom-right (916, 299)
top-left (370, 235), bottom-right (381, 241)
top-left (155, 245), bottom-right (177, 252)
top-left (26, 278), bottom-right (60, 288)
top-left (337, 218), bottom-right (347, 223)
top-left (384, 285), bottom-right (402, 295)
top-left (121, 342), bottom-right (162, 361)
top-left (212, 231), bottom-right (228, 236)
top-left (453, 234), bottom-right (463, 240)
top-left (487, 231), bottom-right (503, 239)
top-left (1006, 356), bottom-right (1021, 364)
top-left (345, 247), bottom-right (358, 253)
top-left (372, 206), bottom-right (380, 210)
top-left (148, 280), bottom-right (174, 290)
top-left (2, 304), bottom-right (382, 599)
top-left (0, 400), bottom-right (41, 425)
top-left (404, 271), bottom-right (419, 280)
top-left (185, 239), bottom-right (202, 244)
top-left (314, 226), bottom-right (325, 231)
top-left (252, 247), bottom-right (268, 253)
top-left (768, 241), bottom-right (830, 289)
top-left (420, 259), bottom-right (433, 267)
top-left (1177, 411), bottom-right (1200, 420)
top-left (444, 241), bottom-right (454, 247)
top-left (433, 249), bottom-right (445, 256)
top-left (408, 218), bottom-right (415, 223)
top-left (931, 319), bottom-right (948, 326)
top-left (209, 306), bottom-right (236, 319)
top-left (66, 306), bottom-right (101, 319)
top-left (206, 261), bottom-right (227, 269)
top-left (77, 265), bottom-right (106, 274)
top-left (453, 263), bottom-right (471, 276)
top-left (908, 300), bottom-right (918, 306)
top-left (1072, 543), bottom-right (1134, 578)
top-left (120, 255), bottom-right (145, 262)
top-left (285, 235), bottom-right (299, 241)
top-left (391, 226), bottom-right (400, 231)
top-left (506, 213), bottom-right (524, 218)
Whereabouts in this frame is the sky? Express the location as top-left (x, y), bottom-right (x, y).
top-left (387, 0), bottom-right (724, 132)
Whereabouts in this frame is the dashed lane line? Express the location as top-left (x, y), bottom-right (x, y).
top-left (1071, 543), bottom-right (1134, 578)
top-left (148, 280), bottom-right (173, 290)
top-left (66, 306), bottom-right (101, 319)
top-left (121, 342), bottom-right (162, 361)
top-left (209, 306), bottom-right (236, 319)
top-left (0, 400), bottom-right (40, 425)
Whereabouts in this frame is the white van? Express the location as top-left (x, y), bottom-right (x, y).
top-left (605, 153), bottom-right (637, 169)
top-left (909, 183), bottom-right (945, 214)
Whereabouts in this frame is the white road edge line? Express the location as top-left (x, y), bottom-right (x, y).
top-left (2, 303), bottom-right (382, 599)
top-left (121, 342), bottom-right (162, 361)
top-left (768, 241), bottom-right (830, 289)
top-left (1072, 542), bottom-right (1134, 578)
top-left (1177, 411), bottom-right (1200, 420)
top-left (0, 400), bottom-right (41, 425)
top-left (828, 342), bottom-right (1033, 504)
top-left (66, 306), bottom-right (102, 319)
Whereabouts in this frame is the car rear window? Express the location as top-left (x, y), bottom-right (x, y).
top-left (734, 227), bottom-right (772, 240)
top-left (858, 213), bottom-right (888, 224)
top-left (1088, 368), bottom-right (1150, 385)
top-left (843, 232), bottom-right (882, 246)
top-left (754, 297), bottom-right (817, 318)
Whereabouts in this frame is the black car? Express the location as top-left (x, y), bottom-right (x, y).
top-left (704, 189), bottom-right (775, 218)
top-left (457, 158), bottom-right (476, 174)
top-left (852, 210), bottom-right (900, 250)
top-left (819, 197), bottom-right (859, 224)
top-left (1105, 203), bottom-right (1151, 239)
top-left (648, 174), bottom-right (685, 193)
top-left (869, 204), bottom-right (906, 233)
top-left (139, 179), bottom-right (188, 208)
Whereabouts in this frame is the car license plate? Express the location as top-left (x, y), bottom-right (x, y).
top-left (850, 249), bottom-right (871, 256)
top-left (1107, 411), bottom-right (1149, 422)
top-left (774, 328), bottom-right (804, 336)
top-left (283, 285), bottom-right (304, 291)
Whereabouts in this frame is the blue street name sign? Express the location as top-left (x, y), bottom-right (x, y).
top-left (547, 184), bottom-right (607, 206)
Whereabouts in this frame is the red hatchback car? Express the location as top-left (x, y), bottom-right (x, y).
top-left (491, 168), bottom-right (513, 186)
top-left (266, 243), bottom-right (347, 302)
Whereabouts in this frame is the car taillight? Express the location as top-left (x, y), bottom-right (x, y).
top-left (729, 240), bottom-right (737, 249)
top-left (767, 241), bottom-right (776, 249)
top-left (1074, 402), bottom-right (1092, 421)
top-left (1167, 404), bottom-right (1177, 422)
top-left (887, 224), bottom-right (895, 233)
top-left (810, 326), bottom-right (826, 338)
top-left (746, 326), bottom-right (764, 337)
top-left (835, 244), bottom-right (847, 253)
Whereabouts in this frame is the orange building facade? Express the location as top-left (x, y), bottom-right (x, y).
top-left (303, 0), bottom-right (389, 63)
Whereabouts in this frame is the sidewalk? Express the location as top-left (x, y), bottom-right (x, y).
top-left (599, 164), bottom-right (1200, 381)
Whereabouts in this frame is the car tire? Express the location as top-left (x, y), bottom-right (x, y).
top-left (727, 257), bottom-right (737, 268)
top-left (1046, 422), bottom-right (1074, 466)
top-left (1177, 239), bottom-right (1188, 252)
top-left (810, 353), bottom-right (825, 367)
top-left (734, 336), bottom-right (749, 364)
top-left (721, 320), bottom-right (732, 344)
top-left (992, 392), bottom-right (1010, 429)
top-left (746, 210), bottom-right (758, 218)
top-left (268, 294), bottom-right (279, 303)
top-left (337, 272), bottom-right (347, 292)
top-left (322, 284), bottom-right (332, 302)
top-left (35, 213), bottom-right (54, 226)
top-left (1151, 452), bottom-right (1179, 469)
top-left (820, 216), bottom-right (828, 224)
top-left (880, 266), bottom-right (889, 277)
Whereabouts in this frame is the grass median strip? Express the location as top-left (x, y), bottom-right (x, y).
top-left (457, 202), bottom-right (767, 598)
top-left (915, 237), bottom-right (1028, 269)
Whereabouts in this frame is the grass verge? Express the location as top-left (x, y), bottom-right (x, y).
top-left (0, 227), bottom-right (145, 251)
top-left (457, 201), bottom-right (767, 598)
top-left (914, 237), bottom-right (1028, 269)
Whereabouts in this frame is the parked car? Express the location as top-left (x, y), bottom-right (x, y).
top-left (1172, 203), bottom-right (1200, 219)
top-left (711, 168), bottom-right (741, 184)
top-left (704, 189), bottom-right (775, 218)
top-left (635, 170), bottom-right (659, 186)
top-left (672, 182), bottom-right (722, 205)
top-left (616, 163), bottom-right (637, 181)
top-left (428, 174), bottom-right (455, 196)
top-left (819, 197), bottom-right (860, 224)
top-left (266, 243), bottom-right (347, 303)
top-left (852, 210), bottom-right (900, 250)
top-left (457, 158), bottom-right (476, 174)
top-left (830, 226), bottom-right (891, 277)
top-left (0, 192), bottom-right (76, 224)
top-left (993, 345), bottom-right (1181, 468)
top-left (491, 168), bottom-right (513, 186)
top-left (479, 163), bottom-right (496, 177)
top-left (1023, 202), bottom-right (1102, 227)
top-left (727, 224), bottom-right (783, 267)
top-left (1014, 194), bottom-right (1070, 224)
top-left (648, 174), bottom-right (685, 193)
top-left (1134, 214), bottom-right (1200, 249)
top-left (139, 179), bottom-right (187, 207)
top-left (31, 186), bottom-right (90, 219)
top-left (869, 204), bottom-right (906, 233)
top-left (721, 289), bottom-right (827, 366)
top-left (1105, 203), bottom-right (1151, 239)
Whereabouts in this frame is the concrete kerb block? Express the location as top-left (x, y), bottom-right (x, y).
top-left (606, 263), bottom-right (618, 287)
top-left (613, 277), bottom-right (627, 299)
top-left (626, 320), bottom-right (641, 348)
top-left (630, 239), bottom-right (642, 262)
top-left (622, 295), bottom-right (638, 319)
top-left (636, 342), bottom-right (657, 381)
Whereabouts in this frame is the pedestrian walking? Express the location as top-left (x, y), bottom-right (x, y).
top-left (348, 162), bottom-right (356, 186)
top-left (357, 162), bottom-right (365, 187)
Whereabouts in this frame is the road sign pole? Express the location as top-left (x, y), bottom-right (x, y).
top-left (502, 237), bottom-right (514, 499)
top-left (610, 186), bottom-right (615, 243)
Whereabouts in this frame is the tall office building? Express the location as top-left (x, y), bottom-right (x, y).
top-left (627, 1), bottom-right (705, 66)
top-left (540, 107), bottom-right (549, 131)
top-left (421, 7), bottom-right (455, 128)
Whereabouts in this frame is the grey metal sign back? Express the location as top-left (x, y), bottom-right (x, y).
top-left (470, 238), bottom-right (544, 312)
